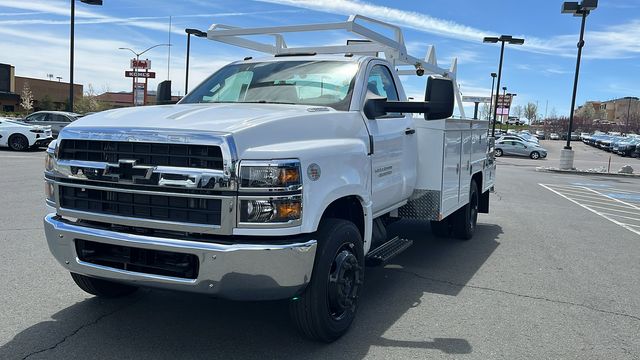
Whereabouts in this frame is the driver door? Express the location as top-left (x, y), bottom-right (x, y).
top-left (363, 62), bottom-right (417, 214)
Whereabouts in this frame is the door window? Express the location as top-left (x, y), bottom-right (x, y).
top-left (26, 113), bottom-right (47, 122)
top-left (366, 65), bottom-right (399, 100)
top-left (51, 114), bottom-right (69, 123)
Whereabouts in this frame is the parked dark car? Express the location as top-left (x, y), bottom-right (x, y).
top-left (22, 111), bottom-right (82, 137)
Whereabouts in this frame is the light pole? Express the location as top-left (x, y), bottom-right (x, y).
top-left (69, 0), bottom-right (103, 112)
top-left (489, 72), bottom-right (497, 121)
top-left (484, 35), bottom-right (525, 137)
top-left (561, 0), bottom-right (598, 154)
top-left (119, 44), bottom-right (171, 106)
top-left (185, 28), bottom-right (207, 95)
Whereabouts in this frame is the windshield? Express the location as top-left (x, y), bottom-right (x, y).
top-left (180, 60), bottom-right (359, 111)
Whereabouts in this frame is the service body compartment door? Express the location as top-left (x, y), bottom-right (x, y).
top-left (459, 129), bottom-right (473, 201)
top-left (442, 129), bottom-right (462, 214)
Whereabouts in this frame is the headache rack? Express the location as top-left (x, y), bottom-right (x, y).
top-left (206, 14), bottom-right (465, 118)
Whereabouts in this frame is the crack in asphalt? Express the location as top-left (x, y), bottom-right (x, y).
top-left (21, 293), bottom-right (146, 360)
top-left (392, 268), bottom-right (640, 323)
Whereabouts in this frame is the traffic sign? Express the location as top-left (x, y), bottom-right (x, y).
top-left (125, 71), bottom-right (156, 78)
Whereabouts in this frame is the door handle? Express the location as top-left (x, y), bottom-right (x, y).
top-left (405, 128), bottom-right (416, 135)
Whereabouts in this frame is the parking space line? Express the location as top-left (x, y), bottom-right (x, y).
top-left (540, 184), bottom-right (640, 236)
top-left (582, 187), bottom-right (640, 210)
top-left (574, 198), bottom-right (639, 209)
top-left (599, 212), bottom-right (640, 223)
top-left (586, 205), bottom-right (640, 216)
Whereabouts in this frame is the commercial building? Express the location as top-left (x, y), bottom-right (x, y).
top-left (575, 97), bottom-right (640, 125)
top-left (0, 63), bottom-right (82, 113)
top-left (96, 91), bottom-right (182, 108)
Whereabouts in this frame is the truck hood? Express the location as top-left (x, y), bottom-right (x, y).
top-left (69, 103), bottom-right (335, 133)
top-left (63, 103), bottom-right (368, 159)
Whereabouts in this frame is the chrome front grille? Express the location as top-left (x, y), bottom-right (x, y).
top-left (59, 185), bottom-right (222, 226)
top-left (58, 139), bottom-right (223, 170)
top-left (48, 129), bottom-right (238, 235)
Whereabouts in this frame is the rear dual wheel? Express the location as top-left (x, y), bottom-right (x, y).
top-left (431, 180), bottom-right (479, 240)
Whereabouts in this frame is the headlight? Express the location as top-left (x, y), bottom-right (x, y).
top-left (30, 129), bottom-right (45, 134)
top-left (240, 196), bottom-right (302, 224)
top-left (45, 152), bottom-right (55, 171)
top-left (239, 160), bottom-right (301, 190)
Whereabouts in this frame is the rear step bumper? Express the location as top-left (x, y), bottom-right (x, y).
top-left (44, 214), bottom-right (317, 300)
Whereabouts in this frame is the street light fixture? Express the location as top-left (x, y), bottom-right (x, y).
top-left (483, 35), bottom-right (525, 137)
top-left (185, 28), bottom-right (207, 95)
top-left (118, 44), bottom-right (171, 106)
top-left (561, 0), bottom-right (598, 157)
top-left (69, 0), bottom-right (103, 112)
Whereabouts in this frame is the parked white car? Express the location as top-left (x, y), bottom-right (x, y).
top-left (0, 118), bottom-right (53, 151)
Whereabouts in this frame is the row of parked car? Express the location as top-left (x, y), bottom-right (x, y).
top-left (0, 111), bottom-right (81, 151)
top-left (581, 133), bottom-right (640, 157)
top-left (493, 130), bottom-right (548, 160)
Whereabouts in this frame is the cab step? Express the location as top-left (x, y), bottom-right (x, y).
top-left (365, 236), bottom-right (413, 266)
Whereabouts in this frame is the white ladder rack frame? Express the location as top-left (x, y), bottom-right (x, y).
top-left (206, 14), bottom-right (465, 118)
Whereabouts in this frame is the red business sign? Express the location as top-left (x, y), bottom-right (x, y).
top-left (125, 71), bottom-right (156, 78)
top-left (130, 59), bottom-right (151, 70)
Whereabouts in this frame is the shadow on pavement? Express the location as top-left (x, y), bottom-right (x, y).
top-left (1, 221), bottom-right (501, 359)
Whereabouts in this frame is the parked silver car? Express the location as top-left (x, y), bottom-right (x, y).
top-left (494, 139), bottom-right (547, 159)
top-left (22, 111), bottom-right (81, 137)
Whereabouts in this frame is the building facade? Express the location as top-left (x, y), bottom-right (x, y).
top-left (575, 97), bottom-right (640, 125)
top-left (0, 63), bottom-right (82, 113)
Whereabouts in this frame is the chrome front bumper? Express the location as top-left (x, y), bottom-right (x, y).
top-left (44, 214), bottom-right (317, 300)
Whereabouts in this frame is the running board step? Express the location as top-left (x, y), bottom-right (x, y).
top-left (365, 236), bottom-right (413, 266)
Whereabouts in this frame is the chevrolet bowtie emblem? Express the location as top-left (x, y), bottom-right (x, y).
top-left (104, 160), bottom-right (153, 182)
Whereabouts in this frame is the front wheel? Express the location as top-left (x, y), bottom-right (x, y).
top-left (290, 218), bottom-right (364, 342)
top-left (494, 148), bottom-right (503, 157)
top-left (8, 134), bottom-right (29, 151)
top-left (530, 151), bottom-right (540, 160)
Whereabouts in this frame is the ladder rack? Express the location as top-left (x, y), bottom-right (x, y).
top-left (206, 14), bottom-right (465, 117)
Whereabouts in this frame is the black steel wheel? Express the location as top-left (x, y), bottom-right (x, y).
top-left (8, 134), bottom-right (29, 151)
top-left (290, 218), bottom-right (364, 342)
top-left (70, 272), bottom-right (138, 298)
top-left (452, 180), bottom-right (479, 240)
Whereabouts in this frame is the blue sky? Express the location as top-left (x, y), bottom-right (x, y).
top-left (1, 0), bottom-right (639, 117)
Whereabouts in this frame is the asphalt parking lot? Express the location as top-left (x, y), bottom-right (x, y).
top-left (1, 144), bottom-right (639, 360)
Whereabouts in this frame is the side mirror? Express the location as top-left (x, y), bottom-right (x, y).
top-left (424, 76), bottom-right (454, 120)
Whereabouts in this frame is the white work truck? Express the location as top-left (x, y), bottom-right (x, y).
top-left (43, 15), bottom-right (495, 342)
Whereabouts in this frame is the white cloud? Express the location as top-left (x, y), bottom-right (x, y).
top-left (260, 0), bottom-right (640, 60)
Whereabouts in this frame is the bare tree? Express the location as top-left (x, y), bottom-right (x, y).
top-left (20, 82), bottom-right (34, 113)
top-left (524, 102), bottom-right (538, 123)
top-left (74, 84), bottom-right (108, 114)
top-left (511, 105), bottom-right (523, 121)
top-left (479, 102), bottom-right (491, 120)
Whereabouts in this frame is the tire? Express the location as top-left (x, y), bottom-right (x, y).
top-left (430, 219), bottom-right (451, 237)
top-left (70, 272), bottom-right (138, 298)
top-left (8, 134), bottom-right (29, 151)
top-left (290, 218), bottom-right (364, 342)
top-left (530, 151), bottom-right (540, 160)
top-left (452, 180), bottom-right (479, 240)
top-left (494, 148), bottom-right (503, 157)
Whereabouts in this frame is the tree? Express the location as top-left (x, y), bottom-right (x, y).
top-left (511, 105), bottom-right (523, 120)
top-left (39, 95), bottom-right (54, 111)
top-left (524, 102), bottom-right (538, 123)
top-left (480, 102), bottom-right (491, 120)
top-left (74, 84), bottom-right (108, 114)
top-left (576, 104), bottom-right (595, 120)
top-left (20, 82), bottom-right (34, 113)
